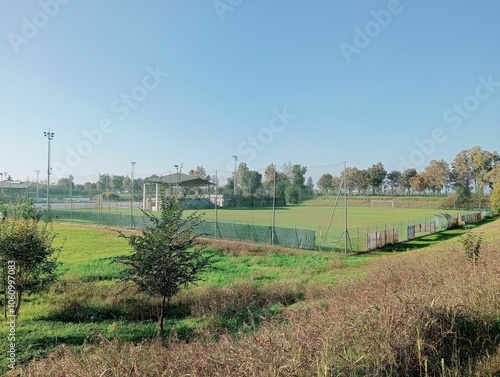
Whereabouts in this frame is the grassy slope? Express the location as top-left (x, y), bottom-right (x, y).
top-left (6, 218), bottom-right (499, 376)
top-left (0, 223), bottom-right (371, 374)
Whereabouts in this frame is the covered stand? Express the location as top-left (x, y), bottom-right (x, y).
top-left (141, 173), bottom-right (214, 211)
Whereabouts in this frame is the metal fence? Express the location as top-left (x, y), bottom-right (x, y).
top-left (40, 207), bottom-right (316, 250)
top-left (320, 210), bottom-right (489, 253)
top-left (196, 221), bottom-right (315, 250)
top-left (4, 203), bottom-right (489, 252)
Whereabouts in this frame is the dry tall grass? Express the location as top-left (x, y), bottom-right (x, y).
top-left (10, 222), bottom-right (500, 376)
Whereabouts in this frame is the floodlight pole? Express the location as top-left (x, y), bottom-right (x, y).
top-left (174, 164), bottom-right (179, 195)
top-left (232, 155), bottom-right (237, 195)
top-left (98, 172), bottom-right (101, 225)
top-left (271, 165), bottom-right (276, 245)
top-left (43, 130), bottom-right (54, 212)
top-left (344, 161), bottom-right (348, 254)
top-left (69, 175), bottom-right (73, 222)
top-left (215, 170), bottom-right (218, 239)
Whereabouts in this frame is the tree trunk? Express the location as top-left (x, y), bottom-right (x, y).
top-left (157, 295), bottom-right (167, 338)
top-left (14, 289), bottom-right (22, 316)
top-left (3, 281), bottom-right (7, 319)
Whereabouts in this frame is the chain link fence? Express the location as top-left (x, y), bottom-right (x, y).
top-left (320, 210), bottom-right (490, 252)
top-left (4, 201), bottom-right (489, 252)
top-left (36, 204), bottom-right (316, 250)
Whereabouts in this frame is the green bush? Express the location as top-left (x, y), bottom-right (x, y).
top-left (490, 182), bottom-right (500, 215)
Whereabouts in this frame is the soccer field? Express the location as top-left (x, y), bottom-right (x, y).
top-left (186, 205), bottom-right (462, 251)
top-left (187, 206), bottom-right (457, 230)
top-left (49, 204), bottom-right (463, 251)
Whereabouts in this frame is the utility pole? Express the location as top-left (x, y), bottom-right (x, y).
top-left (272, 164), bottom-right (276, 245)
top-left (131, 161), bottom-right (136, 229)
top-left (69, 175), bottom-right (73, 222)
top-left (35, 170), bottom-right (40, 198)
top-left (174, 164), bottom-right (179, 195)
top-left (232, 155), bottom-right (238, 195)
top-left (3, 173), bottom-right (8, 202)
top-left (43, 130), bottom-right (54, 212)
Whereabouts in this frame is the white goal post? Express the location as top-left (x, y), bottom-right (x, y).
top-left (370, 200), bottom-right (395, 208)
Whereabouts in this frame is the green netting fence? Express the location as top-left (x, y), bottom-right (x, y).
top-left (34, 208), bottom-right (316, 250)
top-left (195, 221), bottom-right (315, 250)
top-left (4, 205), bottom-right (489, 252)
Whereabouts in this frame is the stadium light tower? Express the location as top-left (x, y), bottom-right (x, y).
top-left (232, 155), bottom-right (238, 195)
top-left (44, 130), bottom-right (54, 211)
top-left (174, 164), bottom-right (179, 190)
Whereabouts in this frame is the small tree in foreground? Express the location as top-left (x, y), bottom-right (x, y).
top-left (115, 191), bottom-right (215, 337)
top-left (0, 201), bottom-right (60, 317)
top-left (459, 231), bottom-right (482, 270)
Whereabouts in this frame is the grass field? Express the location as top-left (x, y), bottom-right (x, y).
top-left (50, 204), bottom-right (462, 251)
top-left (0, 222), bottom-right (376, 374)
top-left (2, 217), bottom-right (499, 376)
top-left (52, 204), bottom-right (456, 230)
top-left (187, 206), bottom-right (455, 229)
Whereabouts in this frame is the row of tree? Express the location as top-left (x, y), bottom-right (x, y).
top-left (316, 147), bottom-right (500, 200)
top-left (19, 145), bottom-right (499, 204)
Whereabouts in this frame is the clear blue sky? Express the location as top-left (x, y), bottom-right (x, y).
top-left (1, 1), bottom-right (499, 184)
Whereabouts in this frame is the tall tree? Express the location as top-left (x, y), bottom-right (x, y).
top-left (485, 165), bottom-right (500, 189)
top-left (306, 176), bottom-right (314, 197)
top-left (115, 191), bottom-right (215, 337)
top-left (286, 164), bottom-right (307, 203)
top-left (386, 170), bottom-right (401, 195)
top-left (263, 164), bottom-right (288, 198)
top-left (342, 167), bottom-right (361, 194)
top-left (366, 162), bottom-right (387, 195)
top-left (331, 176), bottom-right (343, 194)
top-left (410, 172), bottom-right (429, 195)
top-left (424, 160), bottom-right (450, 195)
top-left (317, 173), bottom-right (334, 194)
top-left (98, 174), bottom-right (111, 193)
top-left (243, 170), bottom-right (263, 195)
top-left (399, 168), bottom-right (417, 196)
top-left (451, 150), bottom-right (473, 200)
top-left (188, 166), bottom-right (207, 179)
top-left (490, 180), bottom-right (500, 215)
top-left (111, 175), bottom-right (125, 192)
top-left (235, 163), bottom-right (249, 195)
top-left (469, 146), bottom-right (499, 193)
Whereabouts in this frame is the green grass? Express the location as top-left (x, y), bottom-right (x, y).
top-left (50, 224), bottom-right (130, 279)
top-left (2, 217), bottom-right (496, 374)
top-left (52, 205), bottom-right (459, 231)
top-left (0, 222), bottom-right (368, 373)
top-left (189, 206), bottom-right (456, 230)
top-left (48, 204), bottom-right (468, 253)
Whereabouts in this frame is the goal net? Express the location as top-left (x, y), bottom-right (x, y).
top-left (370, 200), bottom-right (395, 208)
